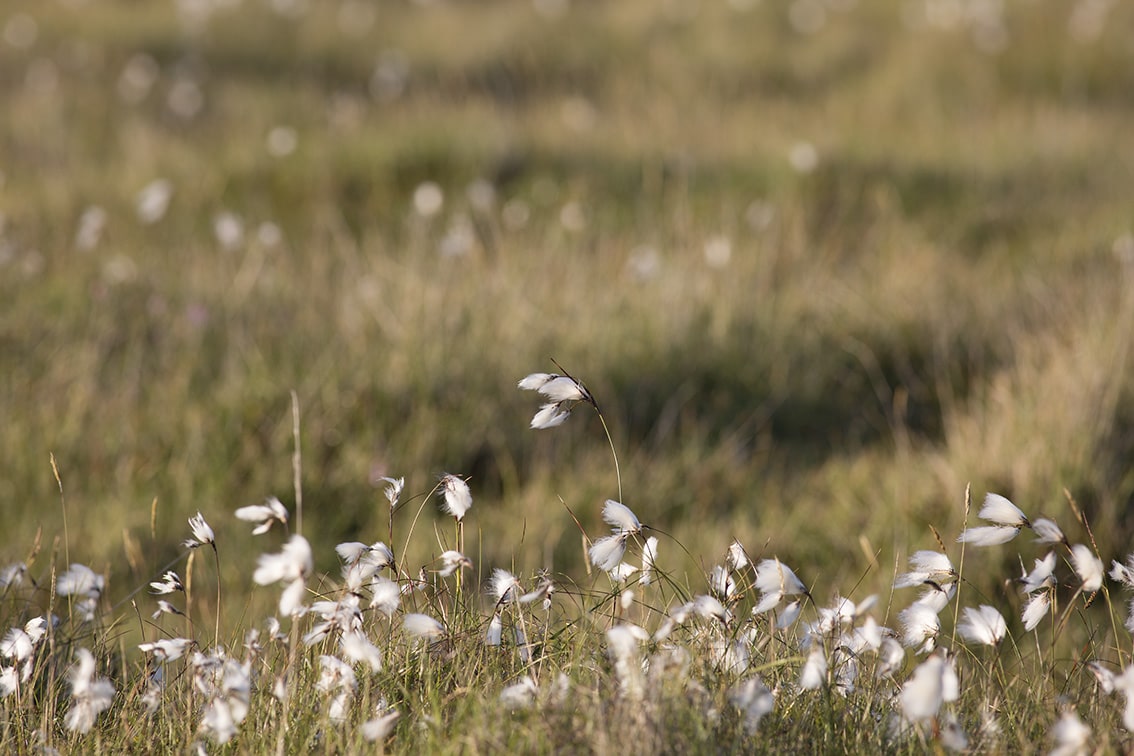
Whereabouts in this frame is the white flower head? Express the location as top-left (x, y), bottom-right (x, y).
top-left (728, 677), bottom-right (774, 735)
top-left (1022, 592), bottom-right (1050, 631)
top-left (727, 539), bottom-right (750, 572)
top-left (589, 534), bottom-right (628, 573)
top-left (437, 550), bottom-right (472, 578)
top-left (253, 535), bottom-right (313, 617)
top-left (360, 708), bottom-right (400, 742)
top-left (65, 648), bottom-right (115, 733)
top-left (149, 570), bottom-right (184, 595)
top-left (518, 369), bottom-right (594, 429)
top-left (956, 525), bottom-right (1020, 547)
top-left (1049, 710), bottom-right (1091, 756)
top-left (369, 577), bottom-right (401, 617)
top-left (1071, 545), bottom-right (1104, 593)
top-left (439, 474), bottom-right (472, 521)
top-left (234, 497), bottom-right (288, 535)
top-left (1031, 517), bottom-right (1066, 545)
top-left (139, 638), bottom-right (194, 662)
top-left (895, 550), bottom-right (955, 589)
top-left (184, 512), bottom-right (215, 549)
top-left (402, 613), bottom-right (445, 640)
top-left (57, 564), bottom-right (105, 599)
top-left (490, 568), bottom-right (521, 605)
top-left (601, 499), bottom-right (642, 534)
top-left (799, 643), bottom-right (827, 690)
top-left (1021, 552), bottom-right (1057, 594)
top-left (978, 493), bottom-right (1029, 527)
top-left (499, 676), bottom-right (539, 710)
top-left (379, 476), bottom-right (404, 511)
top-left (957, 605), bottom-right (1007, 647)
top-left (640, 536), bottom-right (659, 585)
top-left (899, 603), bottom-right (941, 653)
top-left (900, 650), bottom-right (959, 723)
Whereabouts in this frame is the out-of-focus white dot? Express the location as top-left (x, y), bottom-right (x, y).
top-left (74, 205), bottom-right (107, 252)
top-left (370, 51), bottom-right (409, 104)
top-left (413, 182), bottom-right (444, 218)
top-left (3, 13), bottom-right (38, 49)
top-left (136, 179), bottom-right (174, 224)
top-left (167, 77), bottom-right (204, 120)
top-left (703, 234), bottom-right (732, 268)
top-left (257, 221), bottom-right (283, 247)
top-left (788, 0), bottom-right (826, 34)
top-left (627, 245), bottom-right (661, 281)
top-left (559, 201), bottom-right (586, 233)
top-left (266, 125), bottom-right (298, 157)
top-left (118, 53), bottom-right (160, 103)
top-left (466, 179), bottom-right (496, 213)
top-left (103, 254), bottom-right (138, 284)
top-left (788, 141), bottom-right (819, 174)
top-left (501, 199), bottom-right (530, 230)
top-left (213, 211), bottom-right (244, 251)
top-left (746, 200), bottom-right (776, 231)
top-left (439, 215), bottom-right (476, 258)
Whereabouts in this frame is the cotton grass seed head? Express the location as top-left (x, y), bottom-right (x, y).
top-left (234, 497), bottom-right (288, 535)
top-left (978, 493), bottom-right (1029, 527)
top-left (1071, 544), bottom-right (1104, 592)
top-left (957, 605), bottom-right (1007, 646)
top-left (601, 499), bottom-right (642, 534)
top-left (439, 474), bottom-right (472, 521)
top-left (184, 512), bottom-right (215, 549)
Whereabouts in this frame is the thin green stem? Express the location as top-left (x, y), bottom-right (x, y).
top-left (596, 411), bottom-right (622, 504)
top-left (211, 543), bottom-right (222, 648)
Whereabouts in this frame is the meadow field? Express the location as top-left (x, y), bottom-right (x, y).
top-left (2, 0), bottom-right (1134, 752)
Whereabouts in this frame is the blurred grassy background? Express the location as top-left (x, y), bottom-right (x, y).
top-left (2, 0), bottom-right (1133, 624)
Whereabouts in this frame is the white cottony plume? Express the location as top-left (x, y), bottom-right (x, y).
top-left (978, 493), bottom-right (1029, 527)
top-left (253, 535), bottom-right (313, 617)
top-left (957, 605), bottom-right (1007, 646)
top-left (1031, 517), bottom-right (1066, 545)
top-left (340, 631), bottom-right (383, 673)
top-left (799, 643), bottom-right (827, 690)
top-left (693, 594), bottom-right (732, 623)
top-left (1022, 592), bottom-right (1051, 632)
top-left (369, 577), bottom-right (401, 617)
top-left (1049, 710), bottom-right (1091, 756)
top-left (485, 614), bottom-right (503, 646)
top-left (956, 525), bottom-right (1020, 547)
top-left (709, 565), bottom-right (736, 600)
top-left (379, 476), bottom-right (404, 511)
top-left (519, 371), bottom-right (594, 429)
top-left (234, 497), bottom-right (289, 535)
top-left (439, 474), bottom-right (472, 521)
top-left (753, 558), bottom-right (807, 613)
top-left (900, 650), bottom-right (959, 724)
top-left (601, 500), bottom-right (642, 534)
top-left (317, 655), bottom-right (356, 722)
top-left (65, 648), bottom-right (115, 733)
top-left (727, 539), bottom-right (750, 572)
top-left (402, 613), bottom-right (445, 640)
top-left (0, 562), bottom-right (27, 588)
top-left (728, 677), bottom-right (775, 735)
top-left (519, 576), bottom-right (554, 605)
top-left (1070, 544), bottom-right (1104, 592)
top-left (437, 550), bottom-right (472, 578)
top-left (606, 624), bottom-right (648, 701)
top-left (1021, 552), bottom-right (1057, 593)
top-left (876, 637), bottom-right (905, 678)
top-left (56, 564), bottom-right (105, 598)
top-left (360, 708), bottom-right (400, 742)
top-left (776, 599), bottom-right (803, 629)
top-left (899, 603), bottom-right (941, 653)
top-left (1110, 555), bottom-right (1134, 587)
top-left (589, 534), bottom-right (629, 573)
top-left (499, 676), bottom-right (539, 710)
top-left (152, 600), bottom-right (184, 619)
top-left (184, 512), bottom-right (216, 549)
top-left (912, 582), bottom-right (956, 614)
top-left (894, 550), bottom-right (955, 589)
top-left (640, 536), bottom-right (659, 586)
top-left (490, 568), bottom-right (522, 605)
top-left (149, 571), bottom-right (184, 595)
top-left (139, 638), bottom-right (193, 662)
